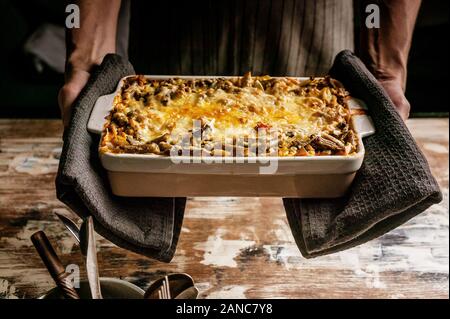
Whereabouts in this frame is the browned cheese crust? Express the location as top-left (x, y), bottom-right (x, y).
top-left (100, 73), bottom-right (359, 157)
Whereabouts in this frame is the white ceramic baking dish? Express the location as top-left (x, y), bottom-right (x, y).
top-left (88, 76), bottom-right (375, 198)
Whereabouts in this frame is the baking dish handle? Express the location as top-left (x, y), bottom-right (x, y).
top-left (354, 114), bottom-right (376, 138)
top-left (348, 98), bottom-right (376, 138)
top-left (87, 93), bottom-right (115, 134)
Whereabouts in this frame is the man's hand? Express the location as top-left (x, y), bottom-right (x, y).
top-left (58, 67), bottom-right (91, 127)
top-left (379, 79), bottom-right (411, 121)
top-left (360, 0), bottom-right (421, 122)
top-left (59, 0), bottom-right (121, 128)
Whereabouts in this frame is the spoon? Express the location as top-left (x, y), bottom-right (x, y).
top-left (144, 273), bottom-right (195, 299)
top-left (175, 286), bottom-right (199, 299)
top-left (79, 216), bottom-right (103, 299)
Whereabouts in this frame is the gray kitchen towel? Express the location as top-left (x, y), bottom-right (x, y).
top-left (56, 54), bottom-right (186, 262)
top-left (283, 50), bottom-right (443, 258)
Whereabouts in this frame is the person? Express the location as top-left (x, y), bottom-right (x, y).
top-left (59, 0), bottom-right (421, 127)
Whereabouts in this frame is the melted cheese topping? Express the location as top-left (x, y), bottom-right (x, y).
top-left (100, 74), bottom-right (357, 157)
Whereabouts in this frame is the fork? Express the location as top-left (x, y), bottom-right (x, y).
top-left (158, 276), bottom-right (171, 299)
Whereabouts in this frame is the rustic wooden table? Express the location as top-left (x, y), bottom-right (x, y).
top-left (0, 118), bottom-right (448, 299)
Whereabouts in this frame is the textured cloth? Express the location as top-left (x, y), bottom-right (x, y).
top-left (283, 50), bottom-right (443, 258)
top-left (56, 54), bottom-right (186, 262)
top-left (128, 0), bottom-right (354, 76)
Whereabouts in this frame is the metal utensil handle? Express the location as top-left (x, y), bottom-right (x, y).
top-left (31, 231), bottom-right (80, 299)
top-left (81, 217), bottom-right (103, 299)
top-left (55, 212), bottom-right (81, 243)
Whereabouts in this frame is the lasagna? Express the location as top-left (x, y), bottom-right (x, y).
top-left (100, 73), bottom-right (358, 157)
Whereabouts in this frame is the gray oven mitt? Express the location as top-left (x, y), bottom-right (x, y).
top-left (56, 54), bottom-right (186, 262)
top-left (283, 50), bottom-right (443, 258)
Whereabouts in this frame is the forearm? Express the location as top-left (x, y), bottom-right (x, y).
top-left (65, 0), bottom-right (122, 77)
top-left (59, 0), bottom-right (121, 127)
top-left (360, 0), bottom-right (421, 90)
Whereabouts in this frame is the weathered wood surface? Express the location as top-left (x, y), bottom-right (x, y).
top-left (0, 119), bottom-right (448, 299)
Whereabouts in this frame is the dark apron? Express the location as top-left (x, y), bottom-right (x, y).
top-left (128, 0), bottom-right (354, 76)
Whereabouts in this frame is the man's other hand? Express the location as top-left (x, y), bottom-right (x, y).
top-left (58, 68), bottom-right (91, 128)
top-left (379, 79), bottom-right (411, 121)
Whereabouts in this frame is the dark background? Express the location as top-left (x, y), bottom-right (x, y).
top-left (0, 0), bottom-right (448, 119)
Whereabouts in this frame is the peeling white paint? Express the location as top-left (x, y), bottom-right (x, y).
top-left (194, 229), bottom-right (255, 267)
top-left (0, 279), bottom-right (19, 299)
top-left (10, 155), bottom-right (59, 175)
top-left (0, 219), bottom-right (76, 254)
top-left (271, 218), bottom-right (293, 242)
top-left (263, 244), bottom-right (302, 270)
top-left (390, 293), bottom-right (407, 299)
top-left (206, 285), bottom-right (249, 299)
top-left (186, 197), bottom-right (260, 219)
top-left (244, 226), bottom-right (258, 241)
top-left (423, 143), bottom-right (448, 154)
top-left (52, 147), bottom-right (62, 157)
top-left (263, 204), bottom-right (448, 279)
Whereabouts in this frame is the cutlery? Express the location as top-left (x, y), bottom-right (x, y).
top-left (144, 273), bottom-right (195, 299)
top-left (55, 213), bottom-right (102, 299)
top-left (79, 216), bottom-right (103, 299)
top-left (55, 213), bottom-right (198, 300)
top-left (157, 276), bottom-right (171, 299)
top-left (31, 231), bottom-right (80, 299)
top-left (175, 286), bottom-right (199, 299)
top-left (55, 212), bottom-right (80, 243)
